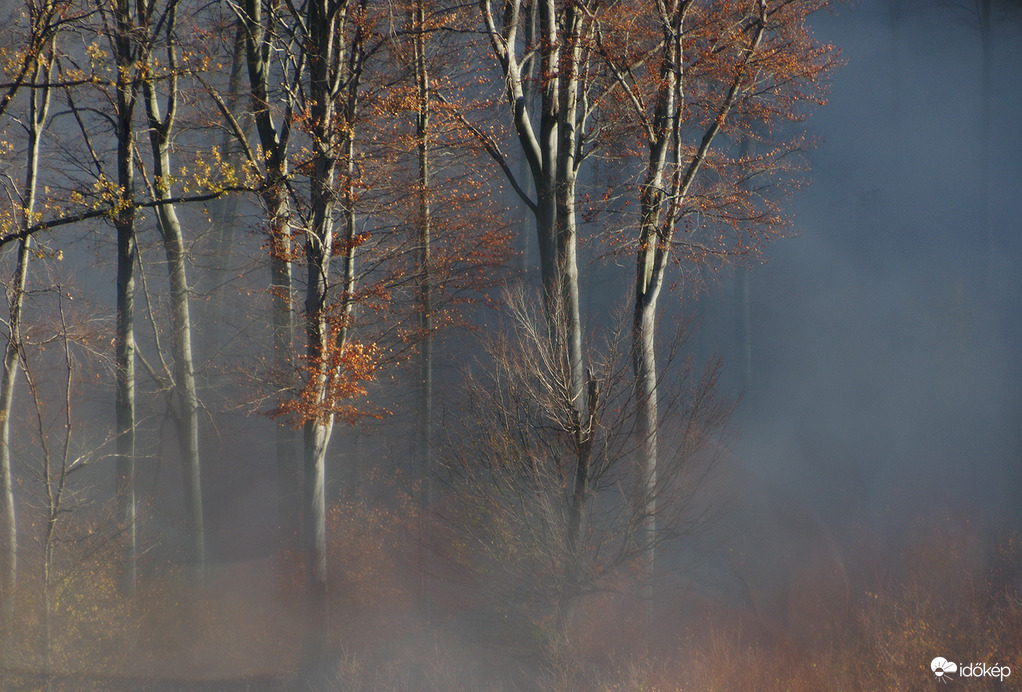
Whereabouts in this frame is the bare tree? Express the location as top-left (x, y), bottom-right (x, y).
top-left (22, 285), bottom-right (102, 677)
top-left (437, 289), bottom-right (729, 681)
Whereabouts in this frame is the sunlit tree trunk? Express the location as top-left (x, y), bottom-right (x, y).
top-left (550, 0), bottom-right (585, 406)
top-left (300, 0), bottom-right (364, 674)
top-left (0, 24), bottom-right (55, 631)
top-left (0, 222), bottom-right (20, 620)
top-left (630, 0), bottom-right (683, 580)
top-left (629, 0), bottom-right (766, 581)
top-left (516, 0), bottom-right (538, 276)
top-left (632, 281), bottom-right (661, 576)
top-left (0, 242), bottom-right (30, 636)
top-left (140, 0), bottom-right (204, 578)
top-left (302, 73), bottom-right (360, 614)
top-left (269, 190), bottom-right (298, 548)
top-left (409, 0), bottom-right (436, 618)
top-left (0, 149), bottom-right (39, 634)
top-left (302, 0), bottom-right (340, 617)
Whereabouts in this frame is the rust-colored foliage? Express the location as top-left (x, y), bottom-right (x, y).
top-left (594, 0), bottom-right (839, 270)
top-left (271, 326), bottom-right (383, 428)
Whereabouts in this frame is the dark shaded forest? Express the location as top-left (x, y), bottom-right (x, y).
top-left (0, 0), bottom-right (1019, 690)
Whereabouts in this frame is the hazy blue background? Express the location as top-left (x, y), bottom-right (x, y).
top-left (717, 0), bottom-right (1022, 548)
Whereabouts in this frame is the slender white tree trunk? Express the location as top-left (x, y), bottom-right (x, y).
top-left (269, 196), bottom-right (299, 548)
top-left (629, 1), bottom-right (767, 588)
top-left (0, 237), bottom-right (30, 629)
top-left (141, 4), bottom-right (205, 577)
top-left (1, 36), bottom-right (54, 627)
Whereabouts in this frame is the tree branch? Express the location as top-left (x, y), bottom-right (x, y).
top-left (0, 186), bottom-right (260, 248)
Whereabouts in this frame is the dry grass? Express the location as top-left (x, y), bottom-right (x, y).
top-left (3, 496), bottom-right (1019, 691)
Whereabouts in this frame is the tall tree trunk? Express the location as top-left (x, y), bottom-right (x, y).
top-left (411, 0), bottom-right (434, 617)
top-left (160, 208), bottom-right (204, 575)
top-left (553, 1), bottom-right (586, 406)
top-left (633, 281), bottom-right (661, 575)
top-left (141, 1), bottom-right (204, 578)
top-left (630, 0), bottom-right (680, 579)
top-left (478, 0), bottom-right (590, 408)
top-left (300, 114), bottom-right (359, 618)
top-left (115, 204), bottom-right (137, 597)
top-left (634, 191), bottom-right (667, 586)
top-left (112, 0), bottom-right (138, 596)
top-left (516, 0), bottom-right (538, 276)
top-left (413, 0), bottom-right (432, 488)
top-left (301, 414), bottom-right (330, 670)
top-left (630, 0), bottom-right (766, 585)
top-left (269, 193), bottom-right (298, 549)
top-left (242, 0), bottom-right (300, 551)
top-left (0, 30), bottom-right (54, 629)
top-left (477, 4), bottom-right (596, 629)
top-left (300, 0), bottom-right (363, 674)
top-left (302, 0), bottom-right (339, 617)
top-left (0, 240), bottom-right (30, 634)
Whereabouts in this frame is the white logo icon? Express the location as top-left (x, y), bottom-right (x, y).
top-left (932, 657), bottom-right (958, 681)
